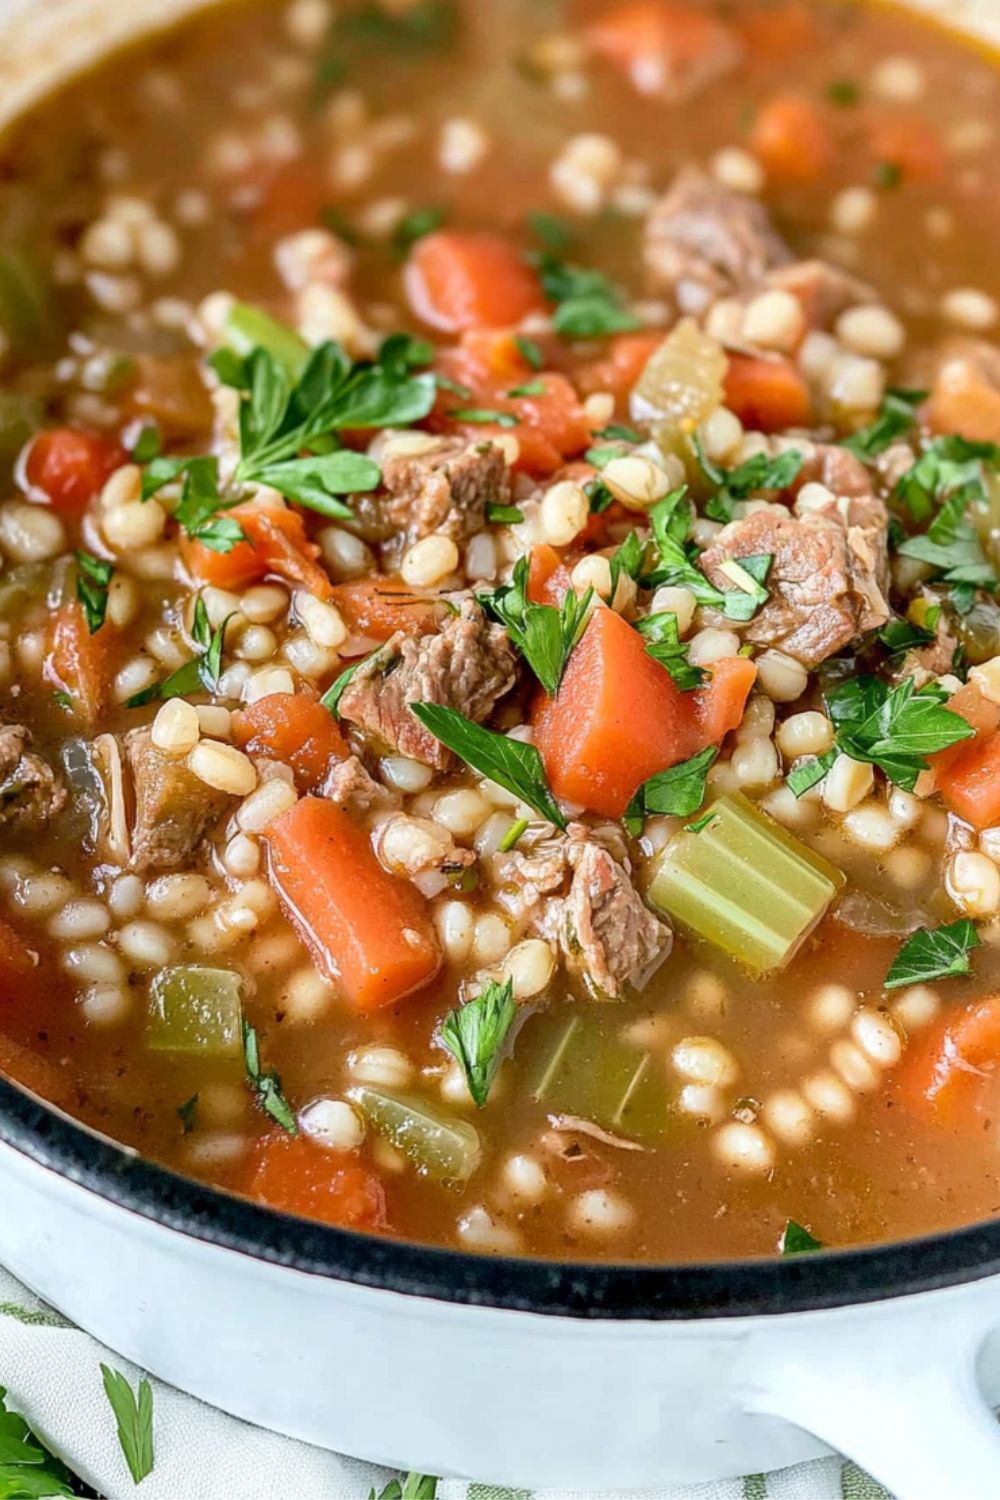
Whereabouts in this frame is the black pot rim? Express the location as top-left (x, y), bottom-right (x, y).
top-left (4, 1075), bottom-right (1000, 1318)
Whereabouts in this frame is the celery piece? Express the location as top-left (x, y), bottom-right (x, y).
top-left (221, 302), bottom-right (310, 379)
top-left (0, 392), bottom-right (40, 470)
top-left (0, 249), bottom-right (61, 359)
top-left (146, 967), bottom-right (243, 1056)
top-left (519, 1011), bottom-right (668, 1141)
top-left (349, 1086), bottom-right (481, 1183)
top-left (647, 792), bottom-right (844, 975)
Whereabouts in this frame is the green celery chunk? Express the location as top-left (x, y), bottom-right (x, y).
top-left (146, 967), bottom-right (243, 1055)
top-left (349, 1086), bottom-right (480, 1183)
top-left (519, 1011), bottom-right (668, 1141)
top-left (647, 792), bottom-right (844, 976)
top-left (221, 302), bottom-right (310, 379)
top-left (0, 392), bottom-right (40, 471)
top-left (0, 248), bottom-right (61, 360)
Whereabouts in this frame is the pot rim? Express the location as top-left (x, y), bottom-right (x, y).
top-left (3, 1075), bottom-right (1000, 1318)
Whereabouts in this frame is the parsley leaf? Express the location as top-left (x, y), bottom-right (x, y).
top-left (479, 556), bottom-right (592, 695)
top-left (391, 205), bottom-right (446, 260)
top-left (595, 422), bottom-right (643, 443)
top-left (644, 487), bottom-right (728, 606)
top-left (878, 615), bottom-right (937, 656)
top-left (241, 1014), bottom-right (297, 1134)
top-left (75, 550), bottom-right (113, 634)
top-left (841, 388), bottom-right (926, 460)
top-left (514, 334), bottom-right (544, 370)
top-left (532, 250), bottom-right (639, 338)
top-left (713, 553), bottom-right (773, 623)
top-left (885, 918), bottom-right (981, 990)
top-left (440, 976), bottom-right (517, 1107)
top-left (177, 1094), bottom-right (199, 1134)
top-left (0, 1385), bottom-right (74, 1497)
top-left (824, 675), bottom-right (975, 792)
top-left (608, 530), bottom-right (645, 598)
top-left (507, 379), bottom-right (547, 398)
top-left (171, 456), bottom-right (246, 553)
top-left (448, 406), bottom-right (519, 427)
top-left (695, 440), bottom-right (802, 524)
top-left (100, 1364), bottom-right (155, 1485)
top-left (894, 434), bottom-right (999, 523)
top-left (321, 647), bottom-right (392, 720)
top-left (786, 747), bottom-right (838, 799)
top-left (624, 745), bottom-right (717, 833)
top-left (527, 210), bottom-right (574, 252)
top-left (410, 702), bottom-right (566, 828)
top-left (780, 1220), bottom-right (824, 1254)
top-left (125, 609), bottom-right (233, 708)
top-left (896, 484), bottom-right (997, 597)
top-left (130, 424), bottom-right (161, 464)
top-left (369, 1475), bottom-right (438, 1500)
top-left (635, 610), bottom-right (707, 691)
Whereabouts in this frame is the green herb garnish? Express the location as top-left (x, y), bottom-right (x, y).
top-left (780, 1219), bottom-right (824, 1254)
top-left (885, 918), bottom-right (981, 990)
top-left (0, 1385), bottom-right (74, 1496)
top-left (841, 388), bottom-right (926, 460)
top-left (448, 407), bottom-right (520, 428)
top-left (75, 549), bottom-right (113, 634)
top-left (100, 1364), bottom-right (155, 1486)
top-left (177, 1094), bottom-right (199, 1134)
top-left (125, 609), bottom-right (233, 709)
top-left (440, 977), bottom-right (517, 1107)
top-left (635, 610), bottom-right (707, 691)
top-left (498, 816), bottom-right (529, 852)
top-left (532, 250), bottom-right (639, 338)
top-left (410, 702), bottom-right (566, 828)
top-left (241, 1014), bottom-right (297, 1135)
top-left (514, 334), bottom-right (544, 370)
top-left (877, 616), bottom-right (937, 657)
top-left (624, 745), bottom-right (717, 834)
top-left (479, 555), bottom-right (592, 695)
top-left (391, 205), bottom-right (447, 260)
top-left (695, 440), bottom-right (802, 524)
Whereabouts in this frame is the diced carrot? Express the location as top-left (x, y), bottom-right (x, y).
top-left (927, 354), bottom-right (1000, 446)
top-left (896, 994), bottom-right (1000, 1131)
top-left (724, 354), bottom-right (811, 432)
top-left (574, 332), bottom-right (663, 406)
top-left (459, 328), bottom-right (536, 384)
top-left (527, 544), bottom-right (572, 605)
top-left (47, 601), bottom-right (115, 725)
top-left (430, 360), bottom-right (592, 478)
top-left (405, 231), bottom-right (545, 334)
top-left (937, 729), bottom-right (1000, 830)
top-left (182, 505), bottom-right (334, 600)
top-left (245, 1132), bottom-right (387, 1229)
top-left (265, 796), bottom-right (441, 1011)
top-left (330, 578), bottom-right (442, 641)
top-left (533, 606), bottom-right (698, 818)
top-left (749, 94), bottom-right (835, 183)
top-left (25, 427), bottom-right (125, 514)
top-left (232, 693), bottom-right (349, 791)
top-left (587, 1), bottom-right (740, 99)
top-left (694, 656), bottom-right (758, 747)
top-left (0, 1030), bottom-right (73, 1108)
top-left (867, 113), bottom-right (945, 184)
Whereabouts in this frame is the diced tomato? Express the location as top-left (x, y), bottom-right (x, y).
top-left (587, 2), bottom-right (741, 100)
top-left (896, 995), bottom-right (1000, 1132)
top-left (232, 693), bottom-right (349, 791)
top-left (25, 428), bottom-right (125, 514)
top-left (330, 578), bottom-right (442, 641)
top-left (265, 797), bottom-right (442, 1011)
top-left (47, 601), bottom-right (116, 726)
top-left (405, 231), bottom-right (546, 333)
top-left (749, 94), bottom-right (835, 183)
top-left (245, 1132), bottom-right (387, 1229)
top-left (724, 354), bottom-right (812, 432)
top-left (182, 504), bottom-right (334, 600)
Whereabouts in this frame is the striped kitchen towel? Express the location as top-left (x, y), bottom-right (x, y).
top-left (0, 1265), bottom-right (890, 1500)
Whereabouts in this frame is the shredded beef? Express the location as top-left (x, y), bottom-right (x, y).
top-left (700, 500), bottom-right (890, 667)
top-left (644, 168), bottom-right (792, 314)
top-left (126, 727), bottom-right (234, 871)
top-left (0, 724), bottom-right (65, 833)
top-left (380, 437), bottom-right (511, 549)
top-left (322, 754), bottom-right (401, 817)
top-left (338, 600), bottom-right (517, 769)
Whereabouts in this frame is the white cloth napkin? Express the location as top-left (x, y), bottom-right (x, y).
top-left (0, 1265), bottom-right (890, 1500)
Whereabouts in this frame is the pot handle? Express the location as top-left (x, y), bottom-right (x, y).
top-left (741, 1306), bottom-right (1000, 1500)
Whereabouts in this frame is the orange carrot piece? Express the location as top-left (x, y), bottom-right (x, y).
top-left (182, 505), bottom-right (334, 600)
top-left (724, 354), bottom-right (811, 432)
top-left (25, 428), bottom-right (125, 514)
top-left (405, 231), bottom-right (545, 333)
top-left (867, 113), bottom-right (945, 184)
top-left (265, 796), bottom-right (441, 1011)
top-left (47, 601), bottom-right (115, 726)
top-left (937, 729), bottom-right (1000, 830)
top-left (533, 606), bottom-right (698, 818)
top-left (245, 1133), bottom-right (387, 1228)
top-left (0, 1030), bottom-right (73, 1108)
top-left (330, 578), bottom-right (442, 641)
top-left (896, 995), bottom-right (1000, 1131)
top-left (430, 364), bottom-right (592, 477)
top-left (928, 356), bottom-right (1000, 446)
top-left (750, 93), bottom-right (835, 183)
top-left (587, 1), bottom-right (740, 97)
top-left (527, 544), bottom-right (572, 605)
top-left (694, 656), bottom-right (758, 747)
top-left (575, 332), bottom-right (663, 406)
top-left (232, 693), bottom-right (349, 791)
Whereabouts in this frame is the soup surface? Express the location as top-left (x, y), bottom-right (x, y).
top-left (3, 0), bottom-right (1000, 1261)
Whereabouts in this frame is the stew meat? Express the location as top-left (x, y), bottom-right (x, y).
top-left (3, 0), bottom-right (1000, 1260)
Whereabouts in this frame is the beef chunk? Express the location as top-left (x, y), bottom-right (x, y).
top-left (765, 259), bottom-right (875, 330)
top-left (322, 754), bottom-right (401, 818)
top-left (338, 600), bottom-right (517, 770)
top-left (554, 836), bottom-right (672, 1000)
top-left (700, 501), bottom-right (890, 667)
top-left (126, 727), bottom-right (234, 871)
top-left (793, 442), bottom-right (873, 501)
top-left (488, 840), bottom-right (572, 927)
top-left (0, 724), bottom-right (65, 833)
top-left (380, 437), bottom-right (511, 548)
top-left (644, 169), bottom-right (792, 314)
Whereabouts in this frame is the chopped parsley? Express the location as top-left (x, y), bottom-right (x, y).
top-left (714, 553), bottom-right (773, 622)
top-left (177, 1094), bottom-right (199, 1134)
top-left (873, 159), bottom-right (903, 189)
top-left (841, 387), bottom-right (926, 460)
top-left (75, 549), bottom-right (113, 634)
top-left (410, 702), bottom-right (566, 828)
top-left (531, 250), bottom-right (640, 338)
top-left (241, 1014), bottom-right (297, 1135)
top-left (100, 1364), bottom-right (155, 1486)
top-left (527, 210), bottom-right (574, 253)
top-left (506, 379), bottom-right (547, 398)
top-left (130, 423), bottom-right (161, 463)
top-left (780, 1219), bottom-right (824, 1254)
top-left (440, 977), bottom-right (517, 1107)
top-left (126, 606), bottom-right (233, 709)
top-left (479, 555), bottom-right (592, 695)
top-left (498, 816), bottom-right (529, 852)
top-left (485, 502), bottom-right (524, 524)
top-left (896, 483), bottom-right (997, 603)
top-left (624, 745), bottom-right (717, 834)
top-left (321, 647), bottom-right (391, 720)
top-left (595, 422), bottom-right (643, 443)
top-left (608, 529), bottom-right (646, 598)
top-left (885, 918), bottom-right (981, 990)
top-left (514, 334), bottom-right (544, 371)
top-left (390, 204), bottom-right (447, 260)
top-left (0, 1385), bottom-right (75, 1496)
top-left (894, 434), bottom-right (999, 523)
top-left (685, 811), bottom-right (717, 835)
top-left (643, 486), bottom-right (771, 621)
top-left (877, 613), bottom-right (939, 657)
top-left (448, 406), bottom-right (520, 427)
top-left (826, 78), bottom-right (860, 107)
top-left (695, 439), bottom-right (803, 524)
top-left (635, 610), bottom-right (707, 691)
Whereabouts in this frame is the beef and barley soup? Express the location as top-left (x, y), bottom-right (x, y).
top-left (5, 0), bottom-right (1000, 1261)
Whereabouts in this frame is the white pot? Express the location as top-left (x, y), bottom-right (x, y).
top-left (4, 3), bottom-right (1000, 1496)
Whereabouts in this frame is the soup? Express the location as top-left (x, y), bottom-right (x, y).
top-left (1, 0), bottom-right (1000, 1261)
